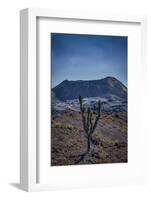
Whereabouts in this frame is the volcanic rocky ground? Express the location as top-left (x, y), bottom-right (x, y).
top-left (51, 109), bottom-right (127, 166)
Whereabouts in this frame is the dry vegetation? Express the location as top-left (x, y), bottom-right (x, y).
top-left (51, 109), bottom-right (127, 166)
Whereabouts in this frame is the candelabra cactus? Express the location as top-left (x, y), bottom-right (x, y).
top-left (79, 96), bottom-right (101, 154)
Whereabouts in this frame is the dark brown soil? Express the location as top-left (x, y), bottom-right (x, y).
top-left (51, 109), bottom-right (127, 166)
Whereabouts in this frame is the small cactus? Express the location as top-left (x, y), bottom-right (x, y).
top-left (79, 96), bottom-right (102, 154)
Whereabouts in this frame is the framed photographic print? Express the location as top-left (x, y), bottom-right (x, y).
top-left (20, 8), bottom-right (147, 191)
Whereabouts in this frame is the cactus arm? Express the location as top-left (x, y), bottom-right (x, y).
top-left (90, 114), bottom-right (100, 135)
top-left (81, 106), bottom-right (87, 134)
top-left (86, 108), bottom-right (90, 133)
top-left (89, 112), bottom-right (93, 135)
top-left (82, 112), bottom-right (86, 132)
top-left (79, 96), bottom-right (88, 135)
top-left (90, 100), bottom-right (101, 135)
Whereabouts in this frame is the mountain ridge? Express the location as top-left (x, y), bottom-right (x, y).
top-left (52, 76), bottom-right (127, 101)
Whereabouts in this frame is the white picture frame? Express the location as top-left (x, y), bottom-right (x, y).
top-left (20, 8), bottom-right (147, 192)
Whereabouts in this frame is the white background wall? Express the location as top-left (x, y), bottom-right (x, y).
top-left (0, 0), bottom-right (151, 199)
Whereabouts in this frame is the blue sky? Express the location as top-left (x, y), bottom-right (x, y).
top-left (51, 33), bottom-right (127, 88)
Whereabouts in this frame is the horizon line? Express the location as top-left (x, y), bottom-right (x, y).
top-left (52, 76), bottom-right (127, 89)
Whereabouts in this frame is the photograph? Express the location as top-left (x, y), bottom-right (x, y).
top-left (51, 33), bottom-right (128, 166)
